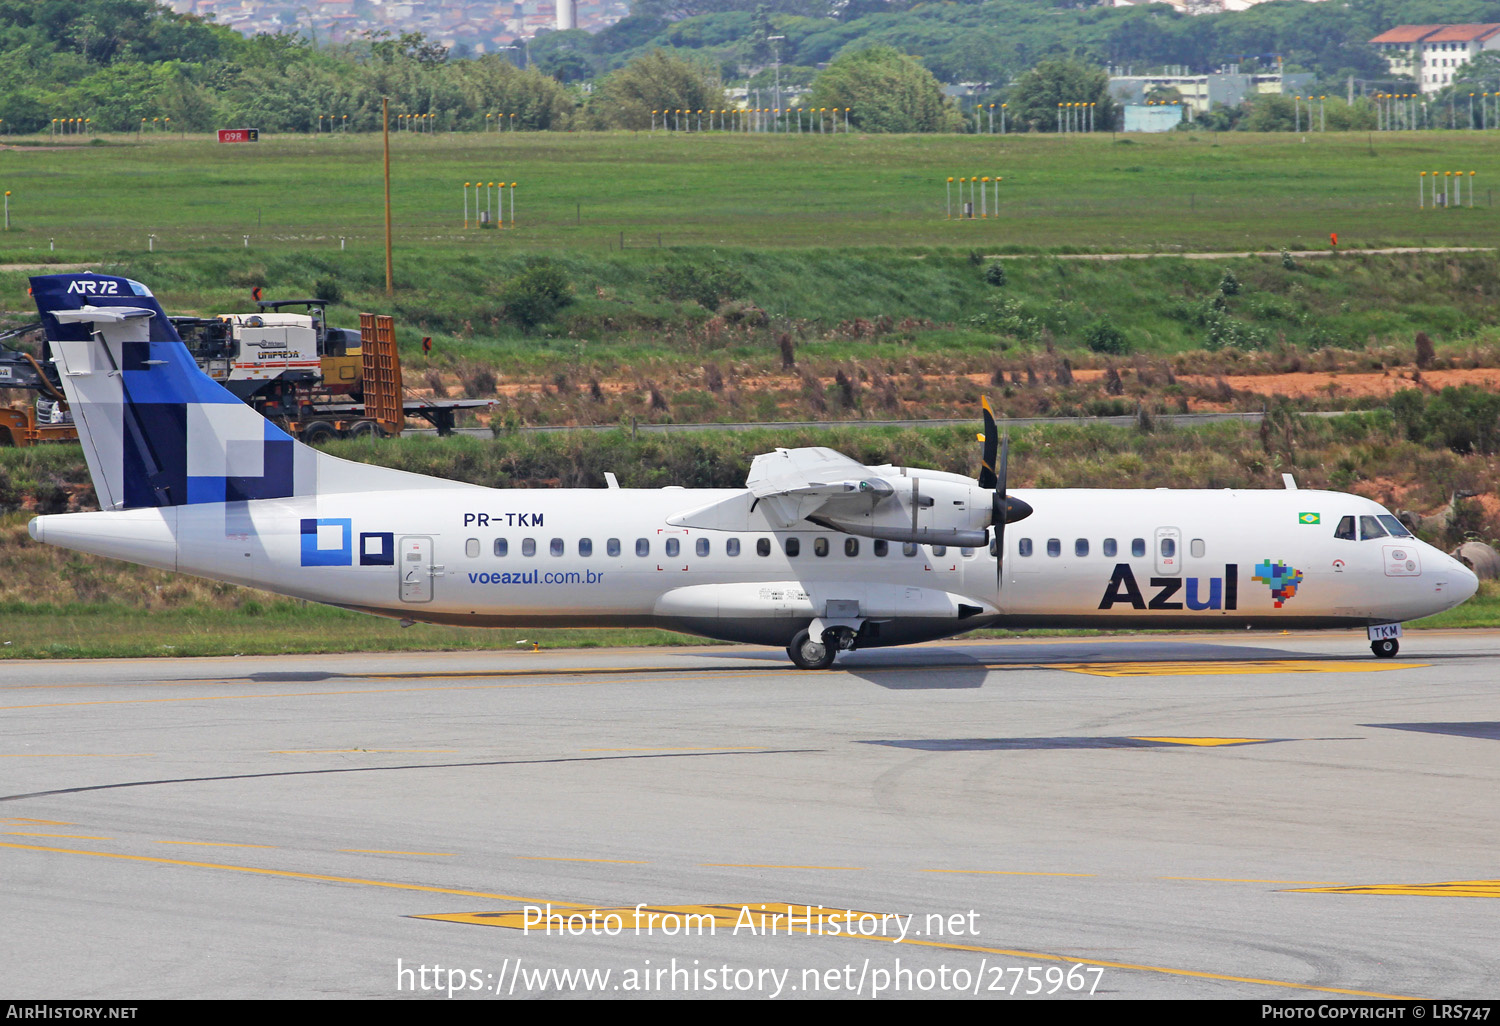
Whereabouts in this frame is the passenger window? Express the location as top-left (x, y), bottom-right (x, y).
top-left (931, 545), bottom-right (947, 557)
top-left (1161, 538), bottom-right (1176, 558)
top-left (1360, 515), bottom-right (1388, 540)
top-left (785, 537), bottom-right (800, 557)
top-left (902, 542), bottom-right (918, 557)
top-left (1103, 538), bottom-right (1117, 557)
top-left (1046, 538), bottom-right (1060, 557)
top-left (696, 538), bottom-right (709, 557)
top-left (465, 538), bottom-right (479, 558)
top-left (756, 538), bottom-right (771, 557)
top-left (960, 547), bottom-right (974, 557)
top-left (550, 538), bottom-right (564, 557)
top-left (1019, 538), bottom-right (1033, 557)
top-left (1132, 538), bottom-right (1146, 557)
top-left (1334, 516), bottom-right (1356, 541)
top-left (845, 538), bottom-right (859, 557)
top-left (494, 538), bottom-right (508, 557)
top-left (666, 538), bottom-right (680, 557)
top-left (1377, 514), bottom-right (1413, 538)
top-left (814, 537), bottom-right (829, 557)
top-left (1190, 538), bottom-right (1205, 558)
top-left (726, 538), bottom-right (741, 556)
top-left (874, 540), bottom-right (889, 557)
top-left (607, 538), bottom-right (620, 557)
top-left (579, 538), bottom-right (593, 557)
top-left (522, 538), bottom-right (536, 557)
top-left (1075, 539), bottom-right (1088, 557)
top-left (635, 538), bottom-right (649, 557)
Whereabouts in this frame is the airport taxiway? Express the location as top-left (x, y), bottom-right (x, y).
top-left (3, 630), bottom-right (1498, 999)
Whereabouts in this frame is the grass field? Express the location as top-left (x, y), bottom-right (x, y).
top-left (0, 130), bottom-right (1496, 255)
top-left (2, 131), bottom-right (1497, 383)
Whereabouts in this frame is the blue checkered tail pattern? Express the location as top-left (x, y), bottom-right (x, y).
top-left (31, 273), bottom-right (316, 510)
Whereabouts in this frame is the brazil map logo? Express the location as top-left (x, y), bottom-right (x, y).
top-left (1252, 560), bottom-right (1305, 608)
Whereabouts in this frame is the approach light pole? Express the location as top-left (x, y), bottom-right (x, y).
top-left (383, 96), bottom-right (393, 296)
top-left (768, 35), bottom-right (785, 119)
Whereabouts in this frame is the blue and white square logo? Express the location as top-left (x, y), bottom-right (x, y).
top-left (300, 518), bottom-right (352, 566)
top-left (359, 532), bottom-right (394, 566)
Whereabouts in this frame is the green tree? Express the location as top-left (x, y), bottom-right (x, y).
top-left (1454, 51), bottom-right (1500, 91)
top-left (365, 30), bottom-right (450, 67)
top-left (1006, 58), bottom-right (1117, 133)
top-left (528, 28), bottom-right (598, 83)
top-left (59, 60), bottom-right (209, 132)
top-left (1392, 385), bottom-right (1500, 455)
top-left (584, 49), bottom-right (725, 130)
top-left (499, 259), bottom-right (574, 330)
top-left (805, 45), bottom-right (959, 133)
top-left (448, 56), bottom-right (577, 130)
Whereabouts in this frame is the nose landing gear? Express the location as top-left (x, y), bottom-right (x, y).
top-left (1371, 638), bottom-right (1399, 658)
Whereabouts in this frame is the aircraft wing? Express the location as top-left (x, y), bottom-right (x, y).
top-left (746, 447), bottom-right (894, 528)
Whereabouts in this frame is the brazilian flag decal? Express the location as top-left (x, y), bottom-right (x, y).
top-left (1298, 512), bottom-right (1321, 525)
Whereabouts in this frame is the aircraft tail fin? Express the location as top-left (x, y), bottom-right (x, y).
top-left (28, 273), bottom-right (440, 511)
top-left (30, 272), bottom-right (319, 511)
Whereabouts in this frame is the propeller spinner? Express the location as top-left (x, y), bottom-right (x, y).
top-left (978, 396), bottom-right (1033, 589)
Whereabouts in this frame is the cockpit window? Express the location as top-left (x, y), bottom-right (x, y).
top-left (1334, 516), bottom-right (1356, 541)
top-left (1377, 514), bottom-right (1413, 538)
top-left (1359, 515), bottom-right (1388, 540)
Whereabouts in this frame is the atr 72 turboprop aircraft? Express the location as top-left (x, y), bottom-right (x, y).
top-left (24, 273), bottom-right (1478, 669)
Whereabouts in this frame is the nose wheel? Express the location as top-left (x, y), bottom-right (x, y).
top-left (787, 629), bottom-right (838, 670)
top-left (1371, 638), bottom-right (1399, 658)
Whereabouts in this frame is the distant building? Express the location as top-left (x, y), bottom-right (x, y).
top-left (1370, 24), bottom-right (1500, 93)
top-left (1122, 105), bottom-right (1183, 132)
top-left (1109, 69), bottom-right (1313, 114)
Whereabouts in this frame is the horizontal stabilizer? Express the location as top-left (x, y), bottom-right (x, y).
top-left (51, 306), bottom-right (156, 324)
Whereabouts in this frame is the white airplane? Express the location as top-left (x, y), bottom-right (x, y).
top-left (24, 273), bottom-right (1478, 669)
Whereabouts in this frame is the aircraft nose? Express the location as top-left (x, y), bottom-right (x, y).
top-left (1450, 554), bottom-right (1480, 604)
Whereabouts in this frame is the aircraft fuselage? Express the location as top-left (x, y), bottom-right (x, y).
top-left (29, 484), bottom-right (1475, 649)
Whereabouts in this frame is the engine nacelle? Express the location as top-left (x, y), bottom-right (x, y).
top-left (808, 474), bottom-right (991, 547)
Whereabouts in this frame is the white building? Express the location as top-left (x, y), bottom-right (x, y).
top-left (1109, 68), bottom-right (1313, 114)
top-left (1370, 24), bottom-right (1500, 94)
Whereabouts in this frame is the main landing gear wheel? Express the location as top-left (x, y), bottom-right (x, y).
top-left (1371, 638), bottom-right (1399, 658)
top-left (787, 629), bottom-right (837, 671)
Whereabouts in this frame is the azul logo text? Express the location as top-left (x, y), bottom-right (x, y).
top-left (1098, 563), bottom-right (1240, 611)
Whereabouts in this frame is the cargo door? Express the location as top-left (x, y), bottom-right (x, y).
top-left (399, 535), bottom-right (439, 603)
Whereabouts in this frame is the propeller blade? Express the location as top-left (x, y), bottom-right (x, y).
top-left (994, 431), bottom-right (1008, 590)
top-left (977, 396), bottom-right (998, 491)
top-left (977, 398), bottom-right (1032, 593)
